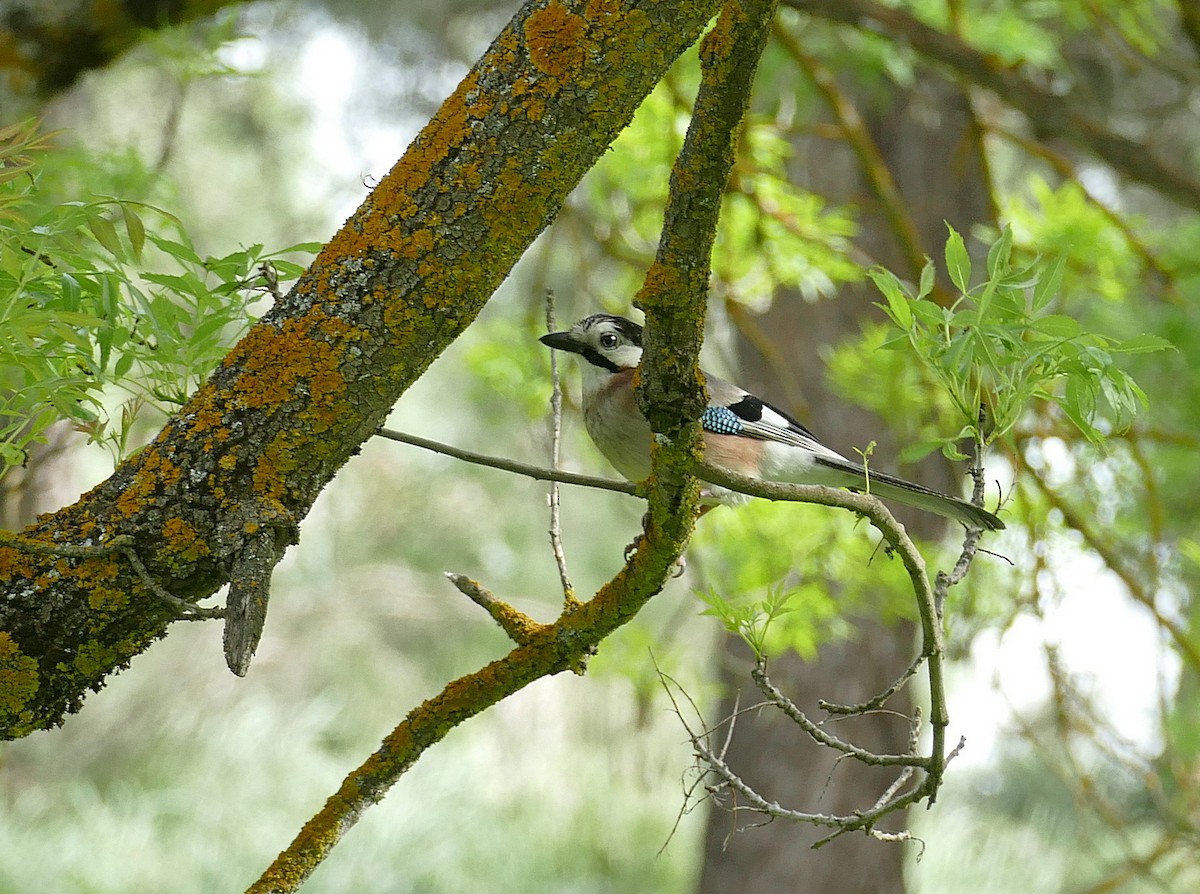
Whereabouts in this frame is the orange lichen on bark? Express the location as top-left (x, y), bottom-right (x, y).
top-left (115, 449), bottom-right (183, 518)
top-left (525, 2), bottom-right (590, 84)
top-left (161, 517), bottom-right (210, 563)
top-left (636, 258), bottom-right (687, 305)
top-left (254, 432), bottom-right (303, 508)
top-left (0, 545), bottom-right (34, 580)
top-left (226, 314), bottom-right (351, 418)
top-left (699, 0), bottom-right (739, 65)
top-left (596, 7), bottom-right (655, 77)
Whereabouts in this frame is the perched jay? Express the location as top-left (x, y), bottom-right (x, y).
top-left (541, 313), bottom-right (1004, 531)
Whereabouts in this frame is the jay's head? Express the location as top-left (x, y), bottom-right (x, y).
top-left (540, 313), bottom-right (643, 373)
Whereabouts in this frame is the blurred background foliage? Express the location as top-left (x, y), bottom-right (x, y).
top-left (1, 1), bottom-right (1198, 892)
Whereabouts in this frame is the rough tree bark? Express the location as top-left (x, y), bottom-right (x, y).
top-left (0, 0), bottom-right (726, 739)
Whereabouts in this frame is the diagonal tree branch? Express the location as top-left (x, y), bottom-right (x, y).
top-left (0, 0), bottom-right (724, 739)
top-left (245, 1), bottom-right (780, 889)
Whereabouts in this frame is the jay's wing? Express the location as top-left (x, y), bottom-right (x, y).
top-left (701, 373), bottom-right (848, 461)
top-left (699, 372), bottom-right (1006, 531)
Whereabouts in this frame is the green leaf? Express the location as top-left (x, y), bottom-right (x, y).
top-left (940, 441), bottom-right (970, 461)
top-left (87, 215), bottom-right (124, 260)
top-left (142, 272), bottom-right (201, 295)
top-left (1111, 333), bottom-right (1174, 354)
top-left (60, 273), bottom-right (82, 312)
top-left (271, 241), bottom-right (325, 255)
top-left (868, 268), bottom-right (912, 329)
top-left (1034, 314), bottom-right (1082, 339)
top-left (121, 204), bottom-right (146, 260)
top-left (147, 233), bottom-right (203, 265)
top-left (1031, 253), bottom-right (1066, 310)
top-left (1062, 376), bottom-right (1100, 443)
top-left (917, 258), bottom-right (936, 300)
top-left (944, 224), bottom-right (972, 293)
top-left (898, 438), bottom-right (947, 463)
top-left (986, 224), bottom-right (1013, 279)
top-left (113, 351), bottom-right (135, 379)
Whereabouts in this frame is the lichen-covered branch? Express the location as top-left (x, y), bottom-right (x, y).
top-left (444, 572), bottom-right (547, 645)
top-left (0, 0), bottom-right (724, 739)
top-left (246, 2), bottom-right (779, 887)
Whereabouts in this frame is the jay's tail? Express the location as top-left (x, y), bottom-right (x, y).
top-left (813, 456), bottom-right (1004, 531)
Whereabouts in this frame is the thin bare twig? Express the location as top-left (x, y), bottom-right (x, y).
top-left (751, 659), bottom-right (927, 767)
top-left (544, 292), bottom-right (578, 606)
top-left (376, 427), bottom-right (637, 496)
top-left (818, 652), bottom-right (925, 715)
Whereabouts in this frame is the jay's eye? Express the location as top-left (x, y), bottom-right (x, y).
top-left (599, 332), bottom-right (619, 349)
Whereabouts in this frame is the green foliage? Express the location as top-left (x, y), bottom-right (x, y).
top-left (905, 0), bottom-right (1174, 68)
top-left (1005, 176), bottom-right (1140, 304)
top-left (139, 6), bottom-right (252, 83)
top-left (869, 225), bottom-right (1170, 460)
top-left (691, 500), bottom-right (912, 660)
top-left (460, 314), bottom-right (557, 422)
top-left (579, 52), bottom-right (861, 306)
top-left (0, 120), bottom-right (318, 477)
top-left (696, 583), bottom-right (801, 660)
top-left (715, 121), bottom-right (861, 304)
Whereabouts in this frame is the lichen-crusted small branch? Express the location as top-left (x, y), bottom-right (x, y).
top-left (445, 573), bottom-right (548, 645)
top-left (632, 0), bottom-right (783, 589)
top-left (222, 523), bottom-right (293, 676)
top-left (0, 531), bottom-right (222, 621)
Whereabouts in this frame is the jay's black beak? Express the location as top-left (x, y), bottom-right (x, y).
top-left (539, 331), bottom-right (585, 355)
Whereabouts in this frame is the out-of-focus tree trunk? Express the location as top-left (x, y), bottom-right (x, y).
top-left (697, 75), bottom-right (994, 893)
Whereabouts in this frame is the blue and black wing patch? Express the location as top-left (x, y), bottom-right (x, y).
top-left (701, 405), bottom-right (745, 435)
top-left (704, 395), bottom-right (821, 441)
top-left (702, 396), bottom-right (819, 439)
top-left (703, 391), bottom-right (847, 460)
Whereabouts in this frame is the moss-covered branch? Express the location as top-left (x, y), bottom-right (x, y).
top-left (245, 1), bottom-right (779, 887)
top-left (0, 0), bottom-right (724, 739)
